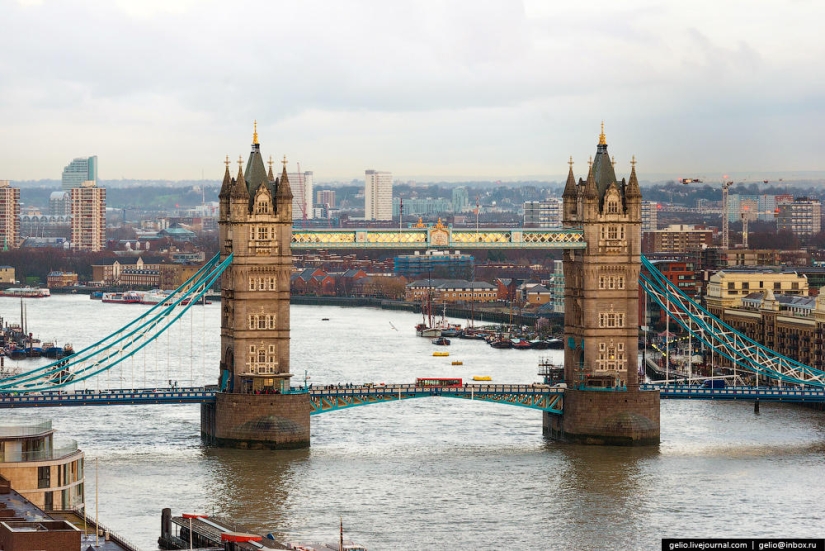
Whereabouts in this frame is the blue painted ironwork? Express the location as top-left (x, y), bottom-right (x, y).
top-left (640, 256), bottom-right (825, 388)
top-left (0, 253), bottom-right (233, 394)
top-left (642, 383), bottom-right (825, 402)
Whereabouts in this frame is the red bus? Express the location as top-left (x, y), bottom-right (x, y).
top-left (415, 377), bottom-right (462, 387)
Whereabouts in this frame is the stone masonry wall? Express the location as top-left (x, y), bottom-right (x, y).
top-left (201, 393), bottom-right (310, 449)
top-left (544, 388), bottom-right (660, 445)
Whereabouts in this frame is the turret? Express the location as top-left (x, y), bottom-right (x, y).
top-left (276, 156), bottom-right (294, 224)
top-left (562, 156), bottom-right (577, 225)
top-left (218, 156), bottom-right (232, 222)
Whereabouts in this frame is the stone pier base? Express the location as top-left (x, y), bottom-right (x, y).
top-left (543, 388), bottom-right (660, 446)
top-left (201, 392), bottom-right (311, 449)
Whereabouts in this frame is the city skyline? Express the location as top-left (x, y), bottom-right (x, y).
top-left (2, 1), bottom-right (825, 182)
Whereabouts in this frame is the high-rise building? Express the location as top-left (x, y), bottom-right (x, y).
top-left (70, 181), bottom-right (106, 251)
top-left (61, 156), bottom-right (97, 191)
top-left (365, 170), bottom-right (393, 220)
top-left (641, 200), bottom-right (658, 231)
top-left (452, 187), bottom-right (470, 213)
top-left (523, 199), bottom-right (562, 228)
top-left (288, 170), bottom-right (313, 221)
top-left (0, 180), bottom-right (20, 249)
top-left (316, 189), bottom-right (336, 209)
top-left (777, 197), bottom-right (821, 236)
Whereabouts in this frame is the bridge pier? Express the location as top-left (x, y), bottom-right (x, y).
top-left (543, 388), bottom-right (659, 445)
top-left (201, 393), bottom-right (311, 449)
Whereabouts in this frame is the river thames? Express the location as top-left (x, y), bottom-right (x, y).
top-left (2, 294), bottom-right (825, 550)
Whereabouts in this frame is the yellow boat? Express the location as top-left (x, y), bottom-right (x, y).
top-left (451, 360), bottom-right (463, 365)
top-left (433, 351), bottom-right (450, 357)
top-left (472, 375), bottom-right (492, 381)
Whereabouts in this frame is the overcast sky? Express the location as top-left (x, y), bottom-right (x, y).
top-left (2, 0), bottom-right (823, 183)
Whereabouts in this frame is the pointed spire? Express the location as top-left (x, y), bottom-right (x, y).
top-left (599, 121), bottom-right (606, 145)
top-left (563, 156), bottom-right (577, 198)
top-left (584, 159), bottom-right (598, 200)
top-left (267, 155), bottom-right (275, 181)
top-left (231, 155), bottom-right (250, 199)
top-left (626, 155), bottom-right (641, 198)
top-left (276, 154), bottom-right (293, 200)
top-left (219, 155), bottom-right (232, 199)
top-left (253, 120), bottom-right (259, 145)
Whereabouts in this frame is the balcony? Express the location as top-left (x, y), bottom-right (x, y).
top-left (0, 440), bottom-right (79, 463)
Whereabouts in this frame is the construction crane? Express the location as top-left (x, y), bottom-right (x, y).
top-left (721, 180), bottom-right (733, 249)
top-left (739, 205), bottom-right (779, 249)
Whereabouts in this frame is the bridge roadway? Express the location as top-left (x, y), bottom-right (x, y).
top-left (2, 384), bottom-right (824, 410)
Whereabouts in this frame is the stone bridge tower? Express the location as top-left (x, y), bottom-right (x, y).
top-left (201, 123), bottom-right (311, 449)
top-left (544, 124), bottom-right (660, 445)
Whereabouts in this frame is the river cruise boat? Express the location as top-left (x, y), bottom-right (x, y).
top-left (101, 291), bottom-right (144, 304)
top-left (1, 287), bottom-right (50, 298)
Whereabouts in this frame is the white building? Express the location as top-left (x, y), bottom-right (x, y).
top-left (288, 170), bottom-right (314, 221)
top-left (777, 197), bottom-right (821, 236)
top-left (365, 170), bottom-right (393, 220)
top-left (523, 199), bottom-right (562, 228)
top-left (641, 201), bottom-right (658, 231)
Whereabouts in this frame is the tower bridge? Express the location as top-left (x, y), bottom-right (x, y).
top-left (4, 124), bottom-right (823, 446)
top-left (199, 122), bottom-right (660, 448)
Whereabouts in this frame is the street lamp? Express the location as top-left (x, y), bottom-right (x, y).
top-left (182, 513), bottom-right (208, 550)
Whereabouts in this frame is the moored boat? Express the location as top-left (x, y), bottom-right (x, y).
top-left (102, 291), bottom-right (144, 304)
top-left (0, 287), bottom-right (50, 298)
top-left (432, 337), bottom-right (451, 346)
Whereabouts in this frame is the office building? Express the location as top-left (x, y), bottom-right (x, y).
top-left (289, 170), bottom-right (313, 221)
top-left (70, 181), bottom-right (106, 252)
top-left (0, 180), bottom-right (20, 249)
top-left (61, 155), bottom-right (97, 191)
top-left (365, 170), bottom-right (393, 220)
top-left (394, 250), bottom-right (474, 279)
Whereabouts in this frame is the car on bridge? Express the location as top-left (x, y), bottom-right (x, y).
top-left (701, 379), bottom-right (726, 389)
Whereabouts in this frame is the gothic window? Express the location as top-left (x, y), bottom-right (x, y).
top-left (255, 197), bottom-right (270, 215)
top-left (257, 227), bottom-right (269, 240)
top-left (258, 277), bottom-right (265, 290)
top-left (598, 312), bottom-right (625, 328)
top-left (258, 316), bottom-right (266, 329)
top-left (607, 198), bottom-right (619, 214)
top-left (268, 277), bottom-right (276, 290)
top-left (249, 226), bottom-right (255, 240)
top-left (608, 226), bottom-right (618, 240)
top-left (258, 348), bottom-right (267, 363)
top-left (249, 278), bottom-right (256, 291)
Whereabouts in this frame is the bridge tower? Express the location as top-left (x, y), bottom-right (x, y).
top-left (545, 124), bottom-right (660, 445)
top-left (201, 122), bottom-right (311, 449)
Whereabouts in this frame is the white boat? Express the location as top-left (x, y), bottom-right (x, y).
top-left (101, 291), bottom-right (144, 304)
top-left (1, 287), bottom-right (50, 298)
top-left (140, 290), bottom-right (172, 305)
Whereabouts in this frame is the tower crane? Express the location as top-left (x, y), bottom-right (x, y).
top-left (721, 180), bottom-right (733, 249)
top-left (739, 205), bottom-right (779, 249)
